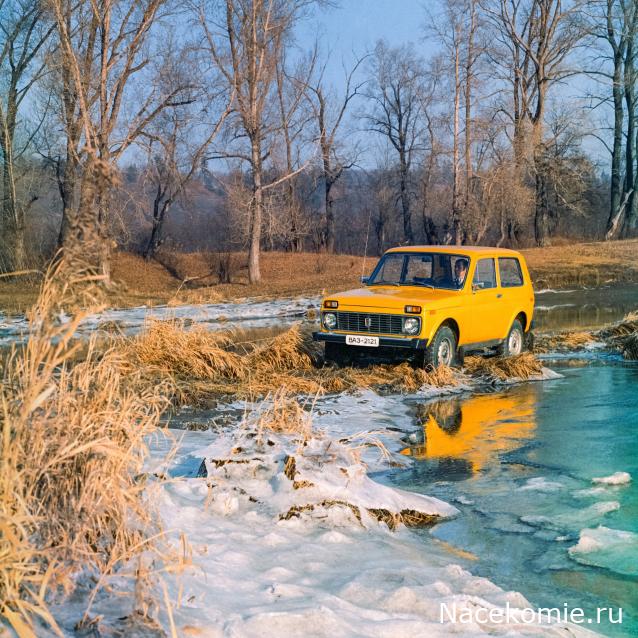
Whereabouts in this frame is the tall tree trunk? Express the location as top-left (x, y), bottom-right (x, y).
top-left (398, 151), bottom-right (413, 244)
top-left (57, 152), bottom-right (79, 247)
top-left (1, 143), bottom-right (21, 270)
top-left (324, 176), bottom-right (336, 252)
top-left (248, 135), bottom-right (263, 284)
top-left (534, 151), bottom-right (549, 246)
top-left (286, 178), bottom-right (302, 252)
top-left (628, 117), bottom-right (638, 233)
top-left (1, 87), bottom-right (25, 271)
top-left (463, 0), bottom-right (476, 220)
top-left (622, 34), bottom-right (635, 238)
top-left (452, 44), bottom-right (462, 244)
top-left (606, 50), bottom-right (625, 238)
top-left (144, 181), bottom-right (171, 259)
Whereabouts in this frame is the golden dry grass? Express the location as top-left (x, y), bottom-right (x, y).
top-left (533, 308), bottom-right (638, 359)
top-left (597, 312), bottom-right (638, 360)
top-left (463, 353), bottom-right (544, 381)
top-left (120, 322), bottom-right (461, 404)
top-left (534, 330), bottom-right (596, 353)
top-left (0, 265), bottom-right (172, 635)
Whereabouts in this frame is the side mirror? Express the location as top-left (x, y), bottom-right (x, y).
top-left (361, 276), bottom-right (370, 285)
top-left (472, 282), bottom-right (481, 292)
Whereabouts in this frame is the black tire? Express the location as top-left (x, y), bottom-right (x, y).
top-left (525, 329), bottom-right (535, 352)
top-left (424, 325), bottom-right (458, 367)
top-left (497, 319), bottom-right (524, 357)
top-left (324, 342), bottom-right (351, 366)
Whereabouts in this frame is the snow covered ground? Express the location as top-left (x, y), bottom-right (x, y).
top-left (0, 295), bottom-right (321, 346)
top-left (46, 387), bottom-right (606, 637)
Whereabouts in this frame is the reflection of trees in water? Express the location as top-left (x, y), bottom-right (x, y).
top-left (416, 399), bottom-right (462, 434)
top-left (535, 288), bottom-right (638, 331)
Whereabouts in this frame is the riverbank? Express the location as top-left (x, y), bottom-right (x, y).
top-left (1, 239), bottom-right (637, 314)
top-left (4, 276), bottom-right (634, 635)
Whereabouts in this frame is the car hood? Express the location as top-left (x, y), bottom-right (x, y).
top-left (327, 286), bottom-right (462, 311)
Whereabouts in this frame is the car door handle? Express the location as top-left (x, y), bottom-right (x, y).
top-left (496, 293), bottom-right (503, 298)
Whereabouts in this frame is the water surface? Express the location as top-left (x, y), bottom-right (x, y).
top-left (388, 363), bottom-right (638, 637)
top-left (535, 285), bottom-right (638, 331)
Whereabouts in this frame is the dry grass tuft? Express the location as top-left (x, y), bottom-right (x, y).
top-left (334, 362), bottom-right (458, 393)
top-left (247, 324), bottom-right (317, 372)
top-left (279, 500), bottom-right (363, 524)
top-left (464, 353), bottom-right (543, 382)
top-left (166, 288), bottom-right (225, 307)
top-left (596, 312), bottom-right (638, 360)
top-left (534, 330), bottom-right (596, 353)
top-left (620, 333), bottom-right (638, 360)
top-left (255, 390), bottom-right (314, 441)
top-left (119, 322), bottom-right (460, 404)
top-left (279, 502), bottom-right (440, 530)
top-left (368, 508), bottom-right (440, 530)
top-left (0, 263), bottom-right (171, 635)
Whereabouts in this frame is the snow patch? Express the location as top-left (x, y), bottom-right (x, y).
top-left (592, 471), bottom-right (632, 486)
top-left (521, 501), bottom-right (620, 532)
top-left (569, 526), bottom-right (638, 577)
top-left (518, 477), bottom-right (563, 493)
top-left (198, 427), bottom-right (459, 526)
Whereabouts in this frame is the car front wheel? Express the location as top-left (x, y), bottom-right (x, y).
top-left (324, 341), bottom-right (351, 366)
top-left (424, 326), bottom-right (458, 367)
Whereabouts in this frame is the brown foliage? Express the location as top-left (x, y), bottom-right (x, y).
top-left (0, 266), bottom-right (171, 635)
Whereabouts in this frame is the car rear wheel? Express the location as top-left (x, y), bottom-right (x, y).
top-left (499, 319), bottom-right (524, 357)
top-left (424, 326), bottom-right (458, 368)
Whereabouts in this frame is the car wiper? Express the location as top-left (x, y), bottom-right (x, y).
top-left (370, 280), bottom-right (400, 286)
top-left (411, 282), bottom-right (435, 289)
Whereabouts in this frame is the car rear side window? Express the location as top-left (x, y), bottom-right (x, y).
top-left (499, 257), bottom-right (524, 287)
top-left (473, 258), bottom-right (496, 289)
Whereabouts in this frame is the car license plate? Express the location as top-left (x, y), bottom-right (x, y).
top-left (346, 335), bottom-right (379, 347)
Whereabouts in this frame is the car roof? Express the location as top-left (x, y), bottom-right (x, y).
top-left (385, 245), bottom-right (523, 257)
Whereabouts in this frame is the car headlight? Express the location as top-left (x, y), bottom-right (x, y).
top-left (323, 312), bottom-right (337, 330)
top-left (403, 317), bottom-right (420, 335)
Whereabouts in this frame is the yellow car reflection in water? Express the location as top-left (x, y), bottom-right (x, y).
top-left (401, 389), bottom-right (537, 473)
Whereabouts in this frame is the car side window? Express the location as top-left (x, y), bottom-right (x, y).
top-left (473, 258), bottom-right (496, 289)
top-left (499, 257), bottom-right (524, 287)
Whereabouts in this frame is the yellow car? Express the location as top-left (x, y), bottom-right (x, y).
top-left (313, 246), bottom-right (535, 366)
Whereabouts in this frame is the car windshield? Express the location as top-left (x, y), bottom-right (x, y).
top-left (367, 252), bottom-right (470, 290)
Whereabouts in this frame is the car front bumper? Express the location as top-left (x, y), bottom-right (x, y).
top-left (312, 331), bottom-right (427, 349)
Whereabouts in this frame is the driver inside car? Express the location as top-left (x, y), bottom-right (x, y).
top-left (453, 258), bottom-right (469, 288)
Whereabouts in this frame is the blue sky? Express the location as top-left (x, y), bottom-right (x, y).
top-left (297, 0), bottom-right (436, 84)
top-left (295, 0), bottom-right (608, 167)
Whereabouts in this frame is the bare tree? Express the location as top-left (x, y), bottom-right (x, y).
top-left (140, 111), bottom-right (229, 259)
top-left (484, 0), bottom-right (586, 245)
top-left (364, 41), bottom-right (430, 244)
top-left (426, 0), bottom-right (482, 244)
top-left (195, 0), bottom-right (313, 283)
top-left (49, 0), bottom-right (192, 279)
top-left (138, 49), bottom-right (231, 259)
top-left (418, 109), bottom-right (443, 243)
top-left (585, 0), bottom-right (638, 237)
top-left (0, 0), bottom-right (54, 271)
top-left (302, 51), bottom-right (366, 252)
top-left (274, 48), bottom-right (313, 252)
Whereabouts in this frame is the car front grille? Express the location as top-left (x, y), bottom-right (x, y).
top-left (333, 311), bottom-right (406, 335)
